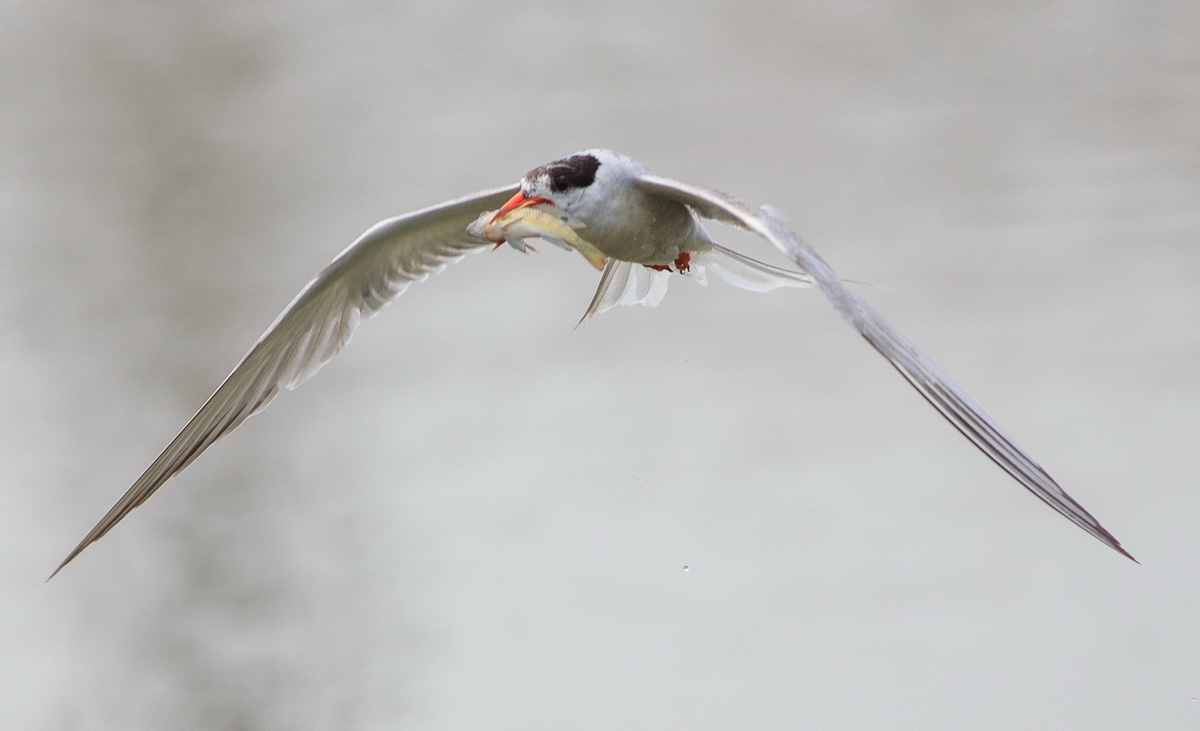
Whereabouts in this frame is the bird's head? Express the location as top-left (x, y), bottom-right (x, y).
top-left (491, 149), bottom-right (640, 223)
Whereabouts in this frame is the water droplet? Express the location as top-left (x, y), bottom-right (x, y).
top-left (682, 565), bottom-right (690, 572)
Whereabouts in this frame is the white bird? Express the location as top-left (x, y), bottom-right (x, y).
top-left (51, 149), bottom-right (1134, 578)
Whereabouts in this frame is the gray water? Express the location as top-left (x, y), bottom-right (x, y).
top-left (3, 2), bottom-right (1198, 729)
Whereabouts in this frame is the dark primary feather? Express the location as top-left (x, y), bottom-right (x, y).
top-left (50, 184), bottom-right (518, 578)
top-left (635, 173), bottom-right (1134, 561)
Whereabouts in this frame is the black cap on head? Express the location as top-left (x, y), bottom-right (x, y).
top-left (528, 153), bottom-right (601, 193)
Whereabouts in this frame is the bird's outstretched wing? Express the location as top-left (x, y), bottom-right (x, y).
top-left (51, 184), bottom-right (519, 578)
top-left (635, 173), bottom-right (1134, 561)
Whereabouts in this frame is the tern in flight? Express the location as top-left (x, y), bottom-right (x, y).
top-left (52, 149), bottom-right (1134, 577)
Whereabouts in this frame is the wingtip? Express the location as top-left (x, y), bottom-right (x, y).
top-left (1092, 522), bottom-right (1138, 563)
top-left (1088, 517), bottom-right (1138, 564)
top-left (46, 540), bottom-right (90, 582)
top-left (45, 560), bottom-right (67, 583)
top-left (1112, 542), bottom-right (1139, 564)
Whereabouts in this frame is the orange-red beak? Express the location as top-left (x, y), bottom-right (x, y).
top-left (491, 191), bottom-right (553, 222)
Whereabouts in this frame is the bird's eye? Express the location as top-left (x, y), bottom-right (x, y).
top-left (551, 175), bottom-right (571, 193)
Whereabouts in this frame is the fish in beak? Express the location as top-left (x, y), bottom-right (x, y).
top-left (467, 200), bottom-right (608, 270)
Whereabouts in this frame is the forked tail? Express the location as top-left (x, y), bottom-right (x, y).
top-left (577, 244), bottom-right (814, 325)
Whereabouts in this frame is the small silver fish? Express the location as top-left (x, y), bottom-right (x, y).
top-left (468, 205), bottom-right (608, 270)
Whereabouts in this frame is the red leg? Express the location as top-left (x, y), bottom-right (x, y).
top-left (647, 252), bottom-right (692, 273)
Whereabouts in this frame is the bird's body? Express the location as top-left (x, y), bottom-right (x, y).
top-left (535, 153), bottom-right (712, 265)
top-left (51, 148), bottom-right (1134, 578)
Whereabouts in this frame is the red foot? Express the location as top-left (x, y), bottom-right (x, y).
top-left (647, 252), bottom-right (692, 273)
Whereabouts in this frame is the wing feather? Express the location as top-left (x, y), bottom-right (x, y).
top-left (635, 173), bottom-right (1134, 561)
top-left (51, 184), bottom-right (518, 577)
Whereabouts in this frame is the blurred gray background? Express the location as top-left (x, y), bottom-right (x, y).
top-left (3, 1), bottom-right (1198, 729)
